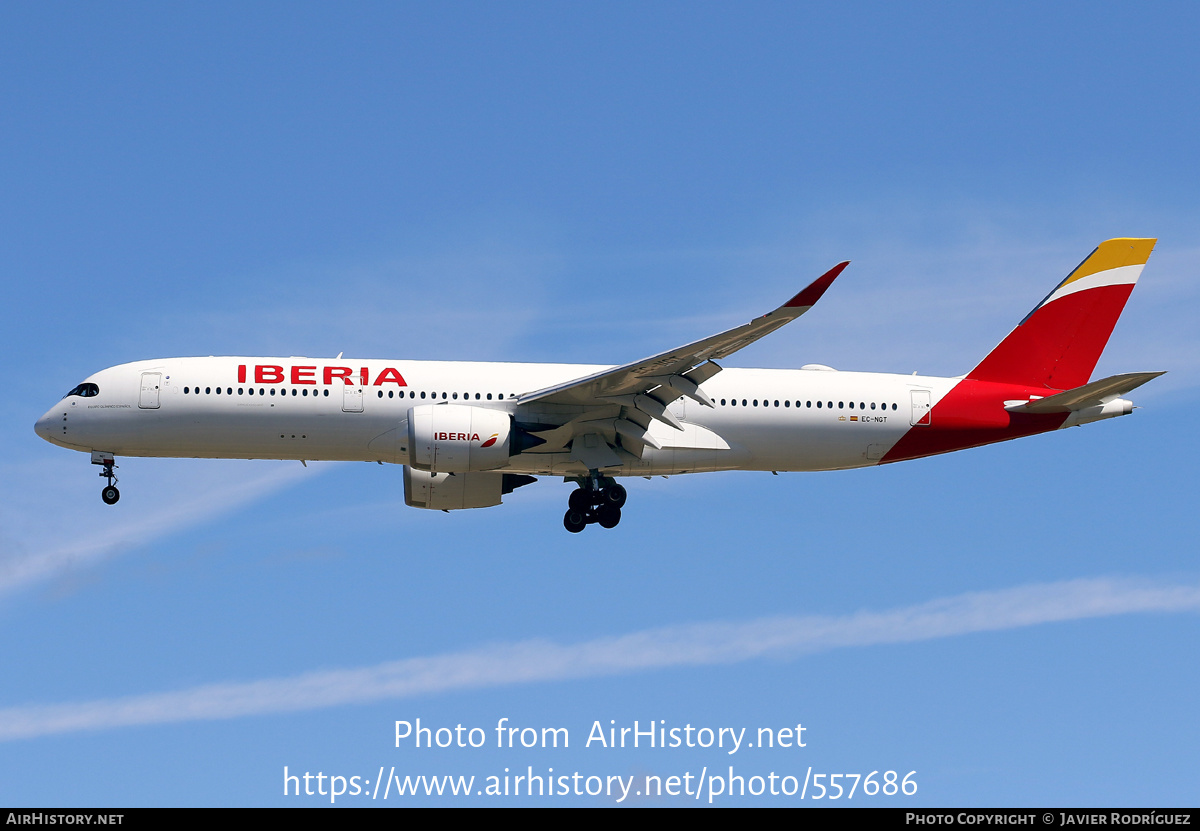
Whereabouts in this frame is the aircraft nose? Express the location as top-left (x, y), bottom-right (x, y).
top-left (34, 409), bottom-right (56, 444)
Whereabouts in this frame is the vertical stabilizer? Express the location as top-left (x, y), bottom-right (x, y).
top-left (967, 238), bottom-right (1155, 390)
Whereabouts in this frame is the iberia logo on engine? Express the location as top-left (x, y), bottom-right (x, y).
top-left (436, 432), bottom-right (482, 442)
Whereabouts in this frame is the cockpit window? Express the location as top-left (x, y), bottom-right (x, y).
top-left (66, 383), bottom-right (100, 398)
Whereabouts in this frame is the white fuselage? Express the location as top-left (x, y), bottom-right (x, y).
top-left (35, 356), bottom-right (957, 477)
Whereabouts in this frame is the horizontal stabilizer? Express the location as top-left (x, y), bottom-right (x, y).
top-left (1007, 371), bottom-right (1165, 413)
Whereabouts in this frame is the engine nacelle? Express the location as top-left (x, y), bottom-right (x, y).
top-left (403, 467), bottom-right (538, 510)
top-left (407, 404), bottom-right (512, 472)
top-left (404, 468), bottom-right (502, 510)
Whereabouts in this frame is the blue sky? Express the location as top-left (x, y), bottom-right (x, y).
top-left (2, 2), bottom-right (1198, 806)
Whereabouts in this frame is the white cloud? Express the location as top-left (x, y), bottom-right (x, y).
top-left (1, 575), bottom-right (1195, 741)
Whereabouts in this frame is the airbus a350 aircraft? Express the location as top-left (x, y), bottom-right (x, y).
top-left (36, 238), bottom-right (1162, 532)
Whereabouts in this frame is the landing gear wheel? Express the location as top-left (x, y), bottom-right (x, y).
top-left (563, 475), bottom-right (627, 531)
top-left (602, 483), bottom-right (627, 508)
top-left (568, 488), bottom-right (591, 511)
top-left (563, 509), bottom-right (587, 533)
top-left (95, 456), bottom-right (120, 505)
top-left (597, 504), bottom-right (621, 529)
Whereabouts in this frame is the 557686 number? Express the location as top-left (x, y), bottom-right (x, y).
top-left (803, 770), bottom-right (917, 799)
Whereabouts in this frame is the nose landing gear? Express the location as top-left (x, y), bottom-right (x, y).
top-left (562, 475), bottom-right (627, 533)
top-left (92, 452), bottom-right (119, 505)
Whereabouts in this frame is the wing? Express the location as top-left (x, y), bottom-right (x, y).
top-left (518, 261), bottom-right (849, 417)
top-left (512, 262), bottom-right (848, 470)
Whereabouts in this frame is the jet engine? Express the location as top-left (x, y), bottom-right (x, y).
top-left (403, 467), bottom-right (537, 510)
top-left (406, 404), bottom-right (512, 472)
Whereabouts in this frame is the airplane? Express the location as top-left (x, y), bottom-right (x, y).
top-left (35, 238), bottom-right (1163, 533)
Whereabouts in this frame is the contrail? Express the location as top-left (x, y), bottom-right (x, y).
top-left (0, 575), bottom-right (1196, 742)
top-left (0, 462), bottom-right (313, 597)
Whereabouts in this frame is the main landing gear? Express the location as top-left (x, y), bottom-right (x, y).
top-left (92, 453), bottom-right (120, 505)
top-left (563, 475), bottom-right (627, 533)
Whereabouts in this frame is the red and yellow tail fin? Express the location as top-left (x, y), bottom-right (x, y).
top-left (967, 238), bottom-right (1156, 390)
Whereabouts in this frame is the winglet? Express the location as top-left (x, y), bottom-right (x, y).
top-left (784, 261), bottom-right (849, 309)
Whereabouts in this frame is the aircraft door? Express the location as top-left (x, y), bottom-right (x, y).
top-left (342, 383), bottom-right (364, 413)
top-left (909, 389), bottom-right (931, 426)
top-left (138, 372), bottom-right (161, 409)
